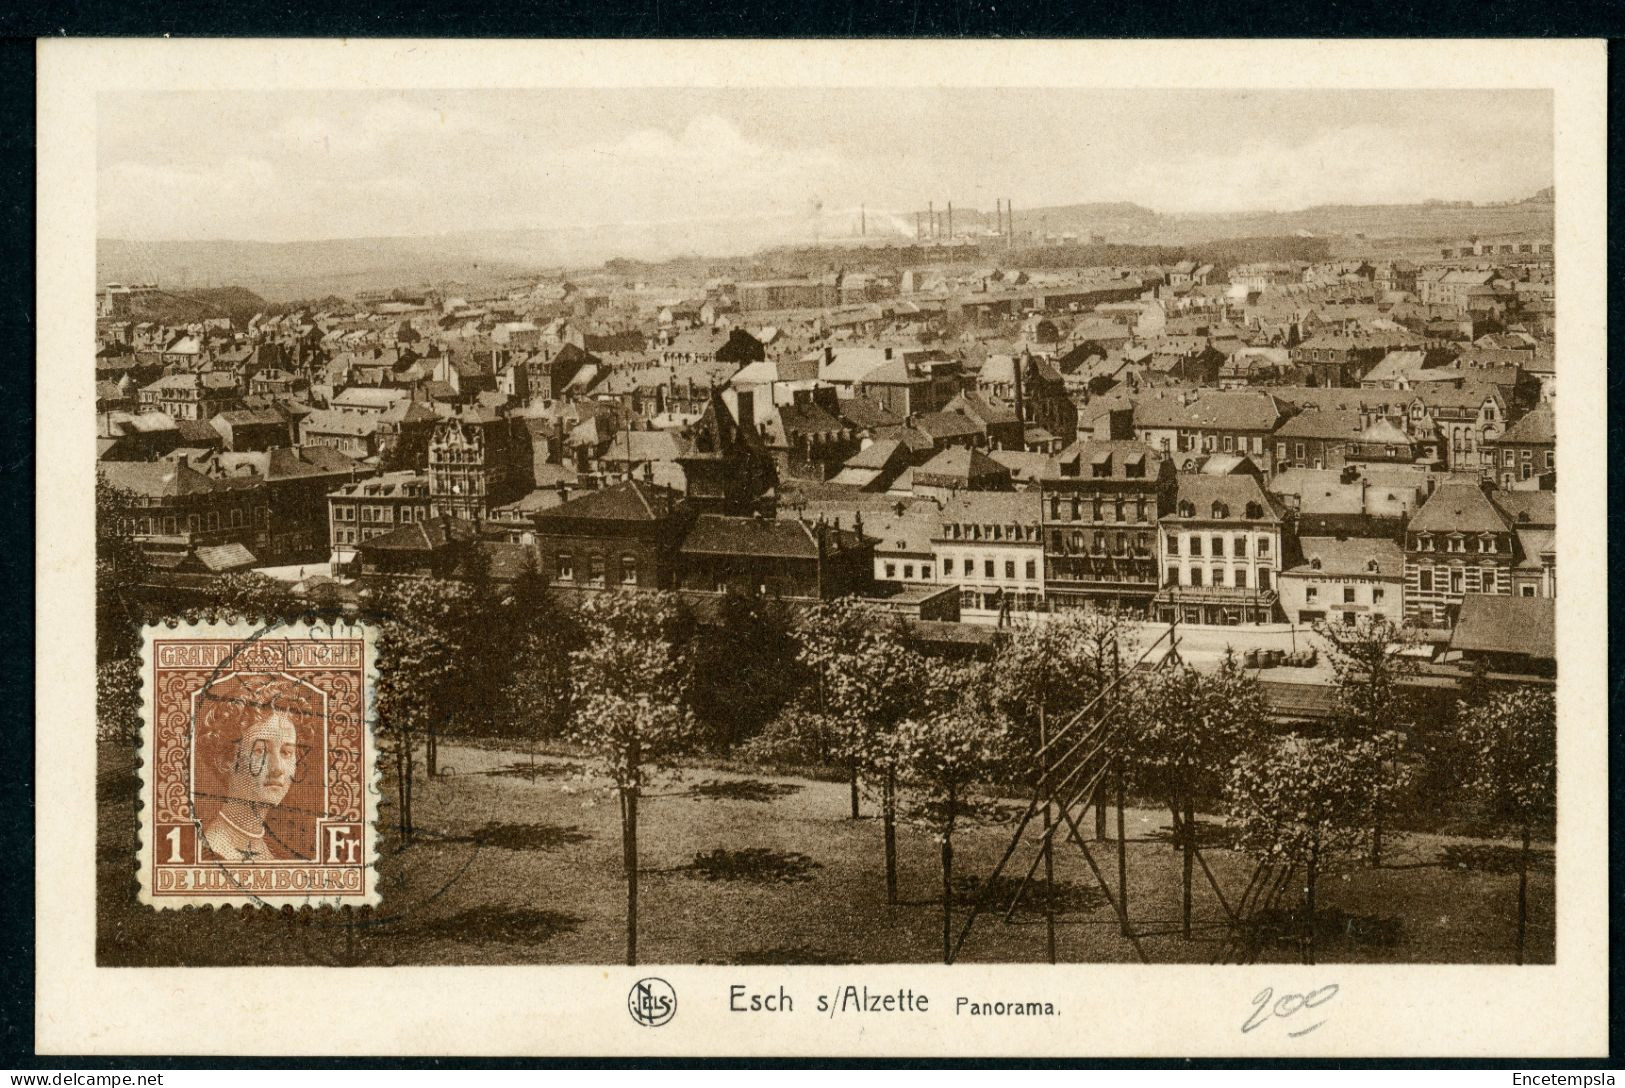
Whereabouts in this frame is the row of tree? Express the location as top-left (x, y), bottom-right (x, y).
top-left (95, 533), bottom-right (1555, 965)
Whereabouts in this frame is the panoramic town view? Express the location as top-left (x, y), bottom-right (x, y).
top-left (95, 88), bottom-right (1557, 967)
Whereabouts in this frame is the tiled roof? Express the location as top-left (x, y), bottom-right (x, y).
top-left (1408, 481), bottom-right (1511, 534)
top-left (357, 516), bottom-right (477, 553)
top-left (1166, 473), bottom-right (1282, 522)
top-left (680, 514), bottom-right (864, 559)
top-left (1449, 593), bottom-right (1554, 660)
top-left (1288, 536), bottom-right (1404, 578)
top-left (98, 461), bottom-right (219, 498)
top-left (1497, 403), bottom-right (1555, 445)
top-left (537, 479), bottom-right (685, 522)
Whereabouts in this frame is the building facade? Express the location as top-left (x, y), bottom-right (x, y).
top-left (1154, 473), bottom-right (1286, 625)
top-left (1037, 440), bottom-right (1173, 615)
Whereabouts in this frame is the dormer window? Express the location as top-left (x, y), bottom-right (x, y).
top-left (1310, 557), bottom-right (1322, 570)
top-left (1211, 501), bottom-right (1229, 519)
top-left (1366, 559), bottom-right (1379, 573)
top-left (1244, 501), bottom-right (1263, 519)
top-left (1178, 500), bottom-right (1196, 518)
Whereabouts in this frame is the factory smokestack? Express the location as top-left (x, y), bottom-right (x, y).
top-left (928, 202), bottom-right (935, 240)
top-left (947, 202), bottom-right (953, 240)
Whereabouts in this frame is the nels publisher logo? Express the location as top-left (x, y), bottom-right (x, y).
top-left (629, 977), bottom-right (677, 1027)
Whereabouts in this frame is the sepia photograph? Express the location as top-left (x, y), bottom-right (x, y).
top-left (36, 36), bottom-right (1609, 1059)
top-left (90, 81), bottom-right (1564, 969)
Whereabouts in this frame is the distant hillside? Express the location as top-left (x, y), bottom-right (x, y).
top-left (110, 285), bottom-right (268, 328)
top-left (1004, 198), bottom-right (1554, 247)
top-left (100, 191), bottom-right (1554, 302)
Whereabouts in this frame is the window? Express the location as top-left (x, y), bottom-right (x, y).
top-left (1234, 535), bottom-right (1247, 558)
top-left (230, 508), bottom-right (244, 528)
top-left (1373, 588), bottom-right (1384, 603)
top-left (1482, 567), bottom-right (1496, 591)
top-left (1344, 586), bottom-right (1356, 604)
top-left (885, 562), bottom-right (897, 579)
top-left (589, 554), bottom-right (606, 586)
top-left (621, 556), bottom-right (638, 585)
top-left (1257, 537), bottom-right (1270, 557)
top-left (1521, 585), bottom-right (1535, 597)
top-left (1212, 568), bottom-right (1225, 588)
top-left (557, 553), bottom-right (573, 581)
top-left (1166, 533), bottom-right (1180, 556)
top-left (1025, 560), bottom-right (1037, 580)
top-left (163, 516), bottom-right (177, 535)
top-left (1258, 569), bottom-right (1271, 591)
top-left (1450, 568), bottom-right (1463, 594)
top-left (1004, 560), bottom-right (1016, 580)
top-left (1212, 535), bottom-right (1225, 558)
top-left (1296, 442), bottom-right (1306, 460)
top-left (1189, 568), bottom-right (1203, 587)
top-left (984, 559), bottom-right (995, 578)
top-left (943, 557), bottom-right (954, 575)
top-left (1419, 569), bottom-right (1433, 592)
top-left (1503, 450), bottom-right (1515, 467)
top-left (1189, 535), bottom-right (1203, 558)
top-left (1223, 435), bottom-right (1234, 452)
top-left (1235, 569), bottom-right (1247, 590)
top-left (1545, 450), bottom-right (1554, 470)
top-left (903, 564), bottom-right (915, 580)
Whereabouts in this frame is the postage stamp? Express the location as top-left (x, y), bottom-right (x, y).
top-left (137, 618), bottom-right (380, 909)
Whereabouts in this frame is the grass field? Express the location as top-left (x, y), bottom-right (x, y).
top-left (97, 740), bottom-right (1553, 967)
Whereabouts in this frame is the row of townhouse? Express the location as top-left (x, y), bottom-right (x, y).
top-left (864, 444), bottom-right (1555, 631)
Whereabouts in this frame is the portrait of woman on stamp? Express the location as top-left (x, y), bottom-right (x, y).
top-left (194, 674), bottom-right (319, 862)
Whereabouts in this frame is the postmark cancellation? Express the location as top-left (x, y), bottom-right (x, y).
top-left (137, 619), bottom-right (380, 909)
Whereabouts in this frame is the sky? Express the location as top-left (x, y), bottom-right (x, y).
top-left (98, 88), bottom-right (1554, 243)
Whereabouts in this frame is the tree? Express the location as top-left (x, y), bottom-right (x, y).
top-left (200, 571), bottom-right (298, 619)
top-left (988, 610), bottom-right (1136, 958)
top-left (370, 576), bottom-right (475, 840)
top-left (690, 591), bottom-right (806, 752)
top-left (1227, 734), bottom-right (1382, 964)
top-left (826, 619), bottom-right (929, 905)
top-left (500, 556), bottom-right (579, 766)
top-left (891, 661), bottom-right (1009, 963)
top-left (569, 590), bottom-right (697, 965)
top-left (95, 476), bottom-right (148, 666)
top-left (793, 596), bottom-right (875, 816)
top-left (1317, 615), bottom-right (1417, 866)
top-left (1455, 684), bottom-right (1555, 964)
top-left (1123, 653), bottom-right (1266, 938)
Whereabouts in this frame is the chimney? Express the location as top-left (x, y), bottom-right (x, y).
top-left (928, 202), bottom-right (935, 239)
top-left (1012, 351), bottom-right (1027, 427)
top-left (947, 202), bottom-right (954, 240)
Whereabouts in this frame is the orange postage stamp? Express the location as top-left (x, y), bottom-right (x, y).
top-left (137, 619), bottom-right (379, 909)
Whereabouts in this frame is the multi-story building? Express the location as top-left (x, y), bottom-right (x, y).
top-left (1154, 473), bottom-right (1286, 626)
top-left (1278, 536), bottom-right (1405, 627)
top-left (138, 372), bottom-right (240, 421)
top-left (933, 490), bottom-right (1046, 618)
top-left (428, 409), bottom-right (529, 521)
top-left (1402, 479), bottom-right (1518, 627)
top-left (1483, 402), bottom-right (1554, 488)
top-left (99, 460), bottom-right (270, 570)
top-left (1407, 384), bottom-right (1508, 477)
top-left (327, 471), bottom-right (434, 567)
top-left (530, 479), bottom-right (694, 591)
top-left (675, 514), bottom-right (875, 600)
top-left (1037, 439), bottom-right (1173, 615)
top-left (1132, 389), bottom-right (1287, 474)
